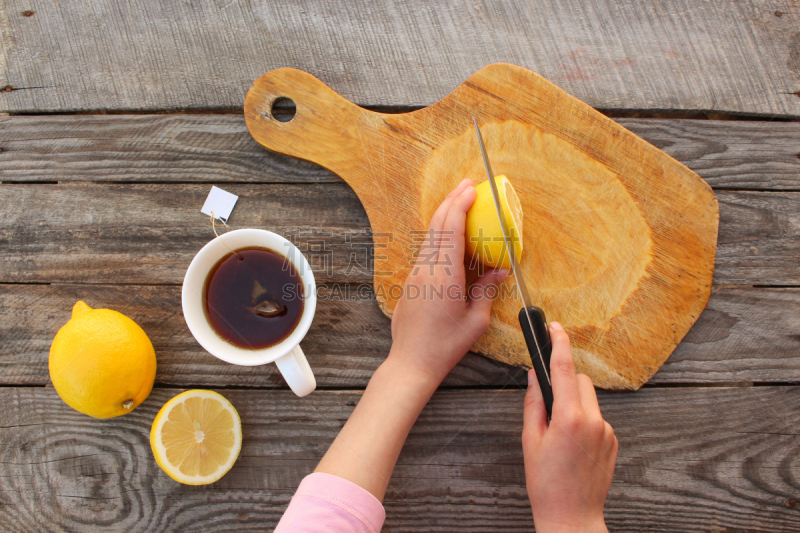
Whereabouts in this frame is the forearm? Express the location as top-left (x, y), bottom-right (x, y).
top-left (315, 354), bottom-right (439, 501)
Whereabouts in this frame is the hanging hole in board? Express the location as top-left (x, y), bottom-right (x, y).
top-left (271, 97), bottom-right (296, 122)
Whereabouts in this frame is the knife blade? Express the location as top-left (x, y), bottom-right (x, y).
top-left (473, 118), bottom-right (554, 417)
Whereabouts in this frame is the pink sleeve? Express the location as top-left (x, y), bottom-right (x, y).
top-left (274, 472), bottom-right (386, 533)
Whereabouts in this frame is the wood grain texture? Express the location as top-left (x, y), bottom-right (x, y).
top-left (0, 115), bottom-right (337, 184)
top-left (2, 387), bottom-right (800, 532)
top-left (653, 287), bottom-right (800, 384)
top-left (0, 184), bottom-right (796, 286)
top-left (0, 283), bottom-right (524, 389)
top-left (2, 284), bottom-right (798, 388)
top-left (1, 0), bottom-right (800, 115)
top-left (0, 182), bottom-right (374, 285)
top-left (618, 119), bottom-right (800, 191)
top-left (715, 191), bottom-right (800, 285)
top-left (2, 115), bottom-right (800, 190)
top-left (246, 65), bottom-right (720, 389)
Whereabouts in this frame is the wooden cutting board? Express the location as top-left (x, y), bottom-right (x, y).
top-left (244, 63), bottom-right (718, 390)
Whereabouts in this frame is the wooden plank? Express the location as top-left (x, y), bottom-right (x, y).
top-left (618, 119), bottom-right (800, 191)
top-left (715, 191), bottom-right (800, 285)
top-left (0, 283), bottom-right (525, 389)
top-left (1, 387), bottom-right (799, 532)
top-left (2, 284), bottom-right (798, 388)
top-left (0, 182), bottom-right (374, 285)
top-left (0, 184), bottom-right (797, 285)
top-left (1, 1), bottom-right (799, 115)
top-left (0, 115), bottom-right (338, 184)
top-left (3, 115), bottom-right (798, 190)
top-left (651, 287), bottom-right (800, 384)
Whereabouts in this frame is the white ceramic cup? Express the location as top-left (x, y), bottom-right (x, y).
top-left (182, 228), bottom-right (317, 397)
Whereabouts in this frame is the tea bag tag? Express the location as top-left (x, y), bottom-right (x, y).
top-left (201, 186), bottom-right (238, 223)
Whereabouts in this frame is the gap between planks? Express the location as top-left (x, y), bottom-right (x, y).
top-left (5, 182), bottom-right (800, 192)
top-left (3, 382), bottom-right (800, 392)
top-left (5, 107), bottom-right (800, 121)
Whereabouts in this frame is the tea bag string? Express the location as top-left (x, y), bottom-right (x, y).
top-left (210, 211), bottom-right (242, 259)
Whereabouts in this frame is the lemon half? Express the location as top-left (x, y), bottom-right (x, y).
top-left (150, 390), bottom-right (242, 485)
top-left (465, 175), bottom-right (524, 269)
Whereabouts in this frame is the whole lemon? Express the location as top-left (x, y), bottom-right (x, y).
top-left (465, 175), bottom-right (524, 269)
top-left (49, 301), bottom-right (156, 419)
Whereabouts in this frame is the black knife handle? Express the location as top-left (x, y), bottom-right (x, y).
top-left (519, 306), bottom-right (554, 418)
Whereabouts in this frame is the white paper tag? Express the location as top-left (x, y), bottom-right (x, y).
top-left (201, 186), bottom-right (238, 223)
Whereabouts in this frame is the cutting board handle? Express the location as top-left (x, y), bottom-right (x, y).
top-left (244, 68), bottom-right (371, 174)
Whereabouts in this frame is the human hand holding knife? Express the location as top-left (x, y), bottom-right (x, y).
top-left (473, 118), bottom-right (554, 418)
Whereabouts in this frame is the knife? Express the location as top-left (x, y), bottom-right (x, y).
top-left (473, 118), bottom-right (554, 418)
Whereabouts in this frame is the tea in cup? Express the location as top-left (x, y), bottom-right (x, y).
top-left (182, 229), bottom-right (316, 397)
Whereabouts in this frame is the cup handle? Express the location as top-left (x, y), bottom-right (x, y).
top-left (275, 344), bottom-right (316, 397)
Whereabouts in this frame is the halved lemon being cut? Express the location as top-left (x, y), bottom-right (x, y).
top-left (465, 175), bottom-right (524, 269)
top-left (150, 390), bottom-right (242, 485)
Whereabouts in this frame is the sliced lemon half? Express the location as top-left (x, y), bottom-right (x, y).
top-left (150, 390), bottom-right (242, 485)
top-left (465, 175), bottom-right (524, 269)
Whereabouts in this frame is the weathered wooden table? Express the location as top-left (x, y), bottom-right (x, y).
top-left (2, 1), bottom-right (800, 531)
